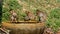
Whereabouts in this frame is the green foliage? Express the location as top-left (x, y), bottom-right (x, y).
top-left (8, 0), bottom-right (22, 10)
top-left (50, 8), bottom-right (60, 19)
top-left (46, 8), bottom-right (60, 31)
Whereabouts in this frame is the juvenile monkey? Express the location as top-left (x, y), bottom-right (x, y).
top-left (36, 10), bottom-right (47, 22)
top-left (10, 9), bottom-right (18, 22)
top-left (43, 27), bottom-right (54, 34)
top-left (24, 11), bottom-right (36, 21)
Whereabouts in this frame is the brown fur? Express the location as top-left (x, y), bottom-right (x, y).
top-left (36, 10), bottom-right (47, 22)
top-left (24, 11), bottom-right (36, 21)
top-left (10, 10), bottom-right (18, 22)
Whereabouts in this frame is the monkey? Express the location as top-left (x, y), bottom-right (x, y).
top-left (24, 11), bottom-right (36, 21)
top-left (0, 28), bottom-right (7, 34)
top-left (36, 9), bottom-right (47, 22)
top-left (0, 26), bottom-right (10, 34)
top-left (43, 27), bottom-right (54, 34)
top-left (9, 9), bottom-right (18, 22)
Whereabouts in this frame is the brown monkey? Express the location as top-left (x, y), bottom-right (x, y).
top-left (10, 9), bottom-right (18, 22)
top-left (0, 26), bottom-right (10, 34)
top-left (43, 27), bottom-right (54, 34)
top-left (24, 11), bottom-right (36, 21)
top-left (36, 10), bottom-right (47, 22)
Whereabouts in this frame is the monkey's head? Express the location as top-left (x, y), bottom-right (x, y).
top-left (25, 11), bottom-right (30, 14)
top-left (25, 11), bottom-right (32, 16)
top-left (36, 9), bottom-right (43, 15)
top-left (9, 9), bottom-right (15, 14)
top-left (44, 28), bottom-right (54, 34)
top-left (10, 9), bottom-right (13, 14)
